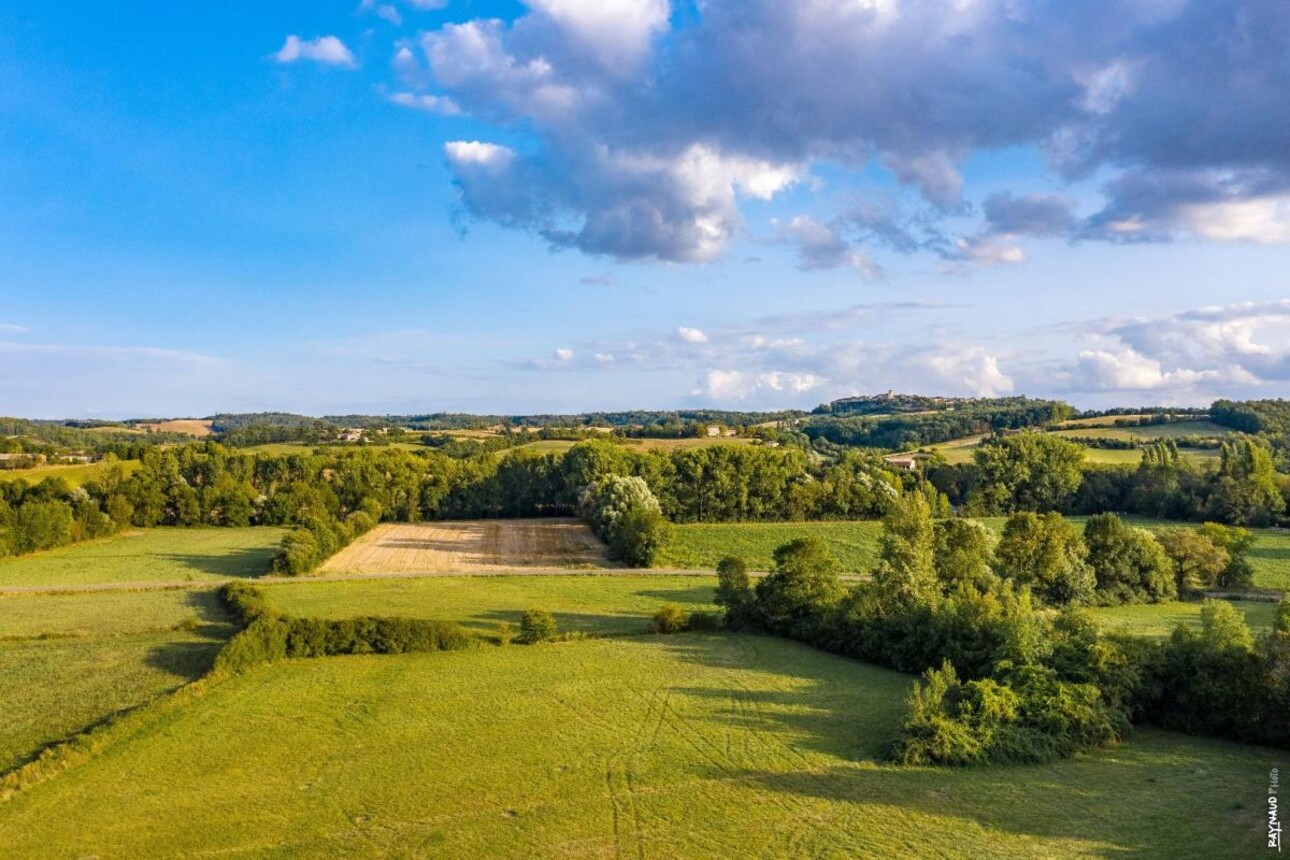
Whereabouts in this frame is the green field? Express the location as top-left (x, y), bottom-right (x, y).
top-left (1090, 599), bottom-right (1279, 639)
top-left (0, 635), bottom-right (1273, 859)
top-left (658, 517), bottom-right (1290, 590)
top-left (266, 575), bottom-right (719, 638)
top-left (0, 588), bottom-right (224, 639)
top-left (656, 520), bottom-right (884, 571)
top-left (923, 424), bottom-right (1228, 467)
top-left (1052, 420), bottom-right (1234, 443)
top-left (0, 585), bottom-right (235, 772)
top-left (0, 459), bottom-right (141, 487)
top-left (0, 627), bottom-right (226, 773)
top-left (0, 527), bottom-right (287, 589)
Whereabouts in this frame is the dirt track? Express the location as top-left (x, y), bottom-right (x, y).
top-left (317, 519), bottom-right (619, 575)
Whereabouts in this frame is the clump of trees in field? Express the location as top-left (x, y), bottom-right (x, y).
top-left (214, 582), bottom-right (471, 673)
top-left (579, 475), bottom-right (670, 567)
top-left (712, 493), bottom-right (1290, 764)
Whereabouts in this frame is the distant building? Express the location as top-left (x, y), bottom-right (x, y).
top-left (883, 452), bottom-right (932, 472)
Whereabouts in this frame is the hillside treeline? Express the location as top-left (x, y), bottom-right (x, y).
top-left (0, 441), bottom-right (903, 560)
top-left (803, 399), bottom-right (1073, 450)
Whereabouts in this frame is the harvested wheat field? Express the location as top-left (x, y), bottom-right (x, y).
top-left (317, 518), bottom-right (618, 574)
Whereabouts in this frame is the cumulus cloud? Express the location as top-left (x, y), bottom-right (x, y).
top-left (1065, 300), bottom-right (1290, 396)
top-left (553, 347), bottom-right (574, 362)
top-left (273, 35), bottom-right (357, 67)
top-left (379, 0), bottom-right (1290, 266)
top-left (387, 91), bottom-right (462, 115)
top-left (676, 326), bottom-right (709, 344)
top-left (697, 369), bottom-right (823, 403)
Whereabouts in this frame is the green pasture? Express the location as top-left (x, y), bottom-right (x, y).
top-left (0, 626), bottom-right (226, 773)
top-left (0, 460), bottom-right (141, 487)
top-left (1090, 600), bottom-right (1279, 640)
top-left (655, 520), bottom-right (884, 571)
top-left (0, 527), bottom-right (287, 589)
top-left (265, 575), bottom-right (718, 639)
top-left (0, 635), bottom-right (1273, 859)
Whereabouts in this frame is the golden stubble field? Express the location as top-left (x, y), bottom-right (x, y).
top-left (318, 518), bottom-right (619, 574)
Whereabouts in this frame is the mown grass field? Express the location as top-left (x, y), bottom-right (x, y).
top-left (1090, 600), bottom-right (1278, 639)
top-left (267, 575), bottom-right (719, 638)
top-left (656, 521), bottom-right (885, 571)
top-left (657, 517), bottom-right (1290, 591)
top-left (0, 586), bottom-right (234, 772)
top-left (0, 626), bottom-right (227, 773)
top-left (0, 635), bottom-right (1273, 859)
top-left (0, 527), bottom-right (287, 588)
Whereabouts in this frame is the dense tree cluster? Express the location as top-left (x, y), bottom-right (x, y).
top-left (804, 399), bottom-right (1072, 450)
top-left (714, 495), bottom-right (1290, 765)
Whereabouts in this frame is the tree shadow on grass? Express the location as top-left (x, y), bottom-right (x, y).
top-left (471, 608), bottom-right (653, 637)
top-left (633, 585), bottom-right (717, 606)
top-left (653, 634), bottom-right (1269, 859)
top-left (156, 546), bottom-right (278, 579)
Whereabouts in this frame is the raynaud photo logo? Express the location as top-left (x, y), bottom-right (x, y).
top-left (1272, 768), bottom-right (1283, 853)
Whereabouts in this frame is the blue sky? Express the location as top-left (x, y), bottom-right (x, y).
top-left (3, 0), bottom-right (1290, 418)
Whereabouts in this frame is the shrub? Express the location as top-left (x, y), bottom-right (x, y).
top-left (890, 659), bottom-right (1125, 766)
top-left (519, 609), bottom-right (559, 644)
top-left (218, 581), bottom-right (280, 624)
top-left (214, 617), bottom-right (290, 674)
top-left (496, 622), bottom-right (515, 646)
top-left (651, 603), bottom-right (689, 634)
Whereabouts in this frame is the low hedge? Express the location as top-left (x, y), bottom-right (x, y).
top-left (214, 583), bottom-right (472, 673)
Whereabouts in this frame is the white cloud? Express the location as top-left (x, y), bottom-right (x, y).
top-left (359, 0), bottom-right (403, 25)
top-left (553, 347), bottom-right (575, 361)
top-left (406, 0), bottom-right (449, 8)
top-left (388, 91), bottom-right (462, 115)
top-left (444, 140), bottom-right (515, 169)
top-left (677, 327), bottom-right (708, 344)
top-left (1074, 348), bottom-right (1217, 391)
top-left (1177, 196), bottom-right (1290, 245)
top-left (908, 346), bottom-right (1015, 397)
top-left (526, 0), bottom-right (671, 72)
top-left (698, 369), bottom-right (823, 403)
top-left (273, 35), bottom-right (357, 68)
top-left (0, 323), bottom-right (30, 334)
